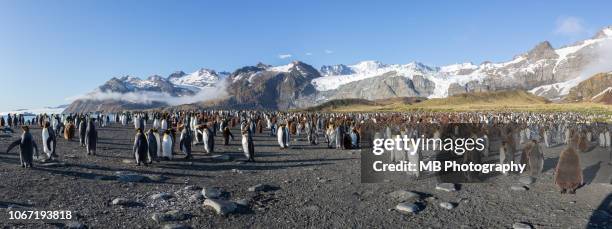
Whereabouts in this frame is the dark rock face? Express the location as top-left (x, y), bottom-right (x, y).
top-left (320, 72), bottom-right (432, 101)
top-left (565, 72), bottom-right (612, 102)
top-left (225, 61), bottom-right (320, 110)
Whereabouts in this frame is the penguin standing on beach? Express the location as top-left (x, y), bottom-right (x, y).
top-left (241, 123), bottom-right (255, 162)
top-left (42, 121), bottom-right (57, 160)
top-left (520, 140), bottom-right (544, 177)
top-left (277, 123), bottom-right (289, 149)
top-left (191, 118), bottom-right (201, 144)
top-left (64, 120), bottom-right (75, 140)
top-left (179, 126), bottom-right (193, 159)
top-left (200, 125), bottom-right (214, 153)
top-left (133, 115), bottom-right (141, 130)
top-left (160, 118), bottom-right (168, 132)
top-left (162, 130), bottom-right (173, 160)
top-left (555, 132), bottom-right (584, 194)
top-left (222, 126), bottom-right (234, 145)
top-left (6, 126), bottom-right (38, 168)
top-left (133, 128), bottom-right (148, 166)
top-left (146, 129), bottom-right (159, 163)
top-left (499, 140), bottom-right (515, 175)
top-left (85, 118), bottom-right (97, 155)
top-left (78, 118), bottom-right (87, 146)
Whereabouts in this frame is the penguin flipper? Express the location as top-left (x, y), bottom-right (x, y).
top-left (6, 140), bottom-right (20, 153)
top-left (46, 136), bottom-right (53, 152)
top-left (179, 138), bottom-right (185, 152)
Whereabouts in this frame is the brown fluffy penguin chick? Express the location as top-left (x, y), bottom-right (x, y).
top-left (64, 123), bottom-right (75, 140)
top-left (554, 146), bottom-right (583, 194)
top-left (521, 140), bottom-right (544, 177)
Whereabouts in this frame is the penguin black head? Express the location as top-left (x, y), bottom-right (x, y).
top-left (44, 121), bottom-right (51, 128)
top-left (21, 126), bottom-right (29, 132)
top-left (136, 128), bottom-right (142, 133)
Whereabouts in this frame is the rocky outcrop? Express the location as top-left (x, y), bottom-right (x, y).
top-left (565, 72), bottom-right (612, 102)
top-left (64, 26), bottom-right (612, 112)
top-left (226, 61), bottom-right (320, 110)
top-left (320, 72), bottom-right (433, 101)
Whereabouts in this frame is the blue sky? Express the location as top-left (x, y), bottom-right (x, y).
top-left (1, 0), bottom-right (611, 111)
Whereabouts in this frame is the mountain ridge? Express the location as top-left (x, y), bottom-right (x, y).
top-left (64, 26), bottom-right (612, 113)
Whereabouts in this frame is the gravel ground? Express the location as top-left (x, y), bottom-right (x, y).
top-left (0, 123), bottom-right (611, 228)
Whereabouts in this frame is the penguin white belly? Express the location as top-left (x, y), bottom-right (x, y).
top-left (606, 132), bottom-right (611, 147)
top-left (42, 128), bottom-right (51, 157)
top-left (193, 129), bottom-right (200, 143)
top-left (277, 129), bottom-right (285, 148)
top-left (203, 131), bottom-right (211, 152)
top-left (162, 136), bottom-right (173, 159)
top-left (154, 133), bottom-right (162, 157)
top-left (161, 121), bottom-right (168, 131)
top-left (284, 127), bottom-right (290, 147)
top-left (242, 135), bottom-right (251, 158)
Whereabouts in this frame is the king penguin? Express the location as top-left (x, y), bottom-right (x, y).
top-left (42, 121), bottom-right (57, 160)
top-left (162, 130), bottom-right (173, 160)
top-left (78, 117), bottom-right (87, 147)
top-left (146, 128), bottom-right (159, 163)
top-left (555, 132), bottom-right (584, 194)
top-left (85, 118), bottom-right (97, 155)
top-left (241, 124), bottom-right (255, 162)
top-left (6, 126), bottom-right (38, 168)
top-left (133, 128), bottom-right (148, 166)
top-left (277, 123), bottom-right (289, 149)
top-left (179, 125), bottom-right (193, 159)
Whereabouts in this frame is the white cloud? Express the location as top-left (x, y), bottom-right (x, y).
top-left (278, 54), bottom-right (292, 59)
top-left (324, 49), bottom-right (333, 54)
top-left (555, 16), bottom-right (587, 36)
top-left (65, 79), bottom-right (229, 106)
top-left (305, 52), bottom-right (312, 56)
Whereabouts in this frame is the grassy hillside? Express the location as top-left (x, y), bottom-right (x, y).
top-left (307, 90), bottom-right (612, 114)
top-left (418, 90), bottom-right (549, 106)
top-left (300, 97), bottom-right (425, 112)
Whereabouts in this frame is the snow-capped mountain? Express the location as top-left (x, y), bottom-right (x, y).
top-left (64, 68), bottom-right (229, 113)
top-left (169, 68), bottom-right (228, 89)
top-left (64, 26), bottom-right (612, 112)
top-left (528, 26), bottom-right (612, 99)
top-left (316, 26), bottom-right (612, 100)
top-left (226, 61), bottom-right (321, 109)
top-left (97, 68), bottom-right (227, 95)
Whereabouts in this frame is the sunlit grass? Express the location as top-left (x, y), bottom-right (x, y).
top-left (311, 90), bottom-right (612, 115)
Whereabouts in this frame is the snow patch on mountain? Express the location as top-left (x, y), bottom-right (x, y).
top-left (269, 63), bottom-right (295, 72)
top-left (439, 62), bottom-right (478, 74)
top-left (312, 61), bottom-right (439, 91)
top-left (169, 68), bottom-right (225, 88)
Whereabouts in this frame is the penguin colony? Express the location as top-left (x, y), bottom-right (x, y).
top-left (2, 111), bottom-right (610, 194)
